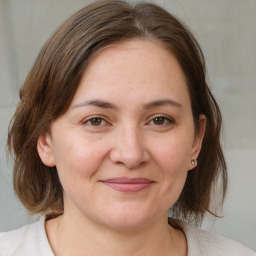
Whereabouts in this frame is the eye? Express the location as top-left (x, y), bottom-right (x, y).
top-left (89, 117), bottom-right (104, 126)
top-left (82, 116), bottom-right (108, 127)
top-left (152, 116), bottom-right (167, 125)
top-left (147, 115), bottom-right (175, 127)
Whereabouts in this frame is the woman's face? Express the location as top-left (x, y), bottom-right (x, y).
top-left (38, 39), bottom-right (205, 230)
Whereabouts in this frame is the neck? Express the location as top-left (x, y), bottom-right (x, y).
top-left (46, 211), bottom-right (185, 256)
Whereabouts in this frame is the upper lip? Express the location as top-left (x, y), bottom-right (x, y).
top-left (100, 178), bottom-right (155, 184)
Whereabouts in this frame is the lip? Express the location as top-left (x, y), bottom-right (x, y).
top-left (100, 178), bottom-right (155, 192)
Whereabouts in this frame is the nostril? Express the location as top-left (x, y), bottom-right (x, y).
top-left (109, 146), bottom-right (150, 169)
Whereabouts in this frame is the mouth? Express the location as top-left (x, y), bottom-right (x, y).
top-left (100, 178), bottom-right (155, 192)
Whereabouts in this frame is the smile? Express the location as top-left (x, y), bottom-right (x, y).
top-left (100, 178), bottom-right (155, 192)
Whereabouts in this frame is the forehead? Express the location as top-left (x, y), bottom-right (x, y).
top-left (70, 39), bottom-right (190, 108)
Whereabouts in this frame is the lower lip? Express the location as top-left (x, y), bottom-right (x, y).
top-left (101, 182), bottom-right (153, 192)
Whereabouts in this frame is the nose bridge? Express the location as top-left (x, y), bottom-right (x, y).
top-left (110, 122), bottom-right (149, 168)
top-left (122, 124), bottom-right (141, 152)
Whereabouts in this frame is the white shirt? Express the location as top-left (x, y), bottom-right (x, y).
top-left (0, 217), bottom-right (255, 256)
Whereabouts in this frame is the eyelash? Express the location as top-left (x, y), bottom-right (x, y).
top-left (82, 116), bottom-right (109, 127)
top-left (82, 115), bottom-right (175, 128)
top-left (146, 115), bottom-right (175, 127)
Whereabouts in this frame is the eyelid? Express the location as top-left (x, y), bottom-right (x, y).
top-left (146, 114), bottom-right (176, 126)
top-left (81, 115), bottom-right (111, 126)
top-left (148, 114), bottom-right (175, 122)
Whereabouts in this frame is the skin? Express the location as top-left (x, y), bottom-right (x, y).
top-left (38, 39), bottom-right (206, 256)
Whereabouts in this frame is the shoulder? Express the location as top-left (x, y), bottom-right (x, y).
top-left (0, 217), bottom-right (54, 256)
top-left (181, 222), bottom-right (256, 256)
top-left (0, 221), bottom-right (40, 256)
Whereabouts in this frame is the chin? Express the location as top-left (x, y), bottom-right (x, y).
top-left (99, 205), bottom-right (161, 231)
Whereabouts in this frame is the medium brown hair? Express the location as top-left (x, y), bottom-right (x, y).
top-left (8, 0), bottom-right (227, 223)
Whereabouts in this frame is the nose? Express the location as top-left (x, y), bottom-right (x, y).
top-left (109, 126), bottom-right (150, 169)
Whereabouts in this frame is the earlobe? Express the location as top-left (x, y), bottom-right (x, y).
top-left (37, 133), bottom-right (55, 167)
top-left (189, 114), bottom-right (206, 170)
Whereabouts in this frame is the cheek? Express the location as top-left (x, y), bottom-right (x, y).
top-left (151, 133), bottom-right (193, 198)
top-left (153, 133), bottom-right (193, 172)
top-left (52, 134), bottom-right (108, 186)
top-left (52, 137), bottom-right (107, 206)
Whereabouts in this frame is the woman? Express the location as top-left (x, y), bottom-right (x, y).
top-left (1, 0), bottom-right (255, 255)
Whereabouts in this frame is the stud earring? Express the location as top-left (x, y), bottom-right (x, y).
top-left (191, 159), bottom-right (197, 165)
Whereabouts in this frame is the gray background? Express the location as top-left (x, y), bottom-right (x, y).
top-left (0, 0), bottom-right (255, 251)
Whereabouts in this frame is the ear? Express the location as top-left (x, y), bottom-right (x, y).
top-left (188, 114), bottom-right (206, 170)
top-left (37, 133), bottom-right (56, 167)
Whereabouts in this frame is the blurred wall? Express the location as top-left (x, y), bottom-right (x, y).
top-left (0, 0), bottom-right (255, 250)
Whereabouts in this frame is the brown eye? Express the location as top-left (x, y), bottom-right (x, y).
top-left (152, 116), bottom-right (166, 125)
top-left (148, 115), bottom-right (175, 128)
top-left (89, 118), bottom-right (103, 126)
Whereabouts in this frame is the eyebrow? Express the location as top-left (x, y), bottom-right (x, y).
top-left (143, 99), bottom-right (182, 109)
top-left (72, 100), bottom-right (118, 110)
top-left (72, 98), bottom-right (182, 110)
